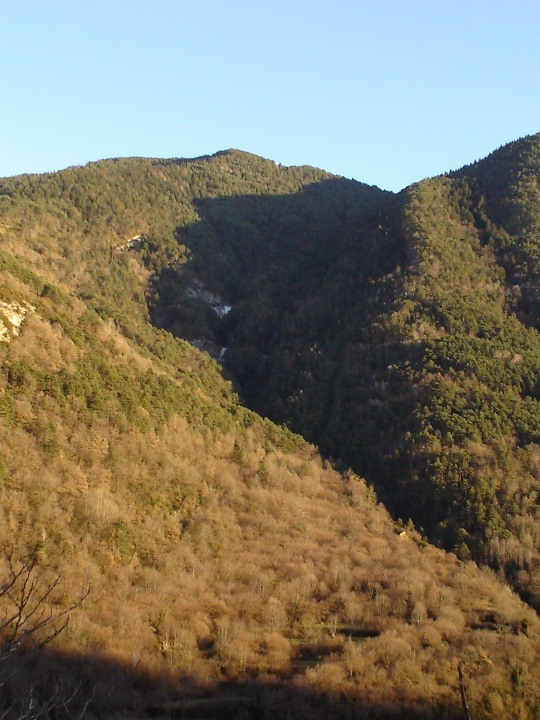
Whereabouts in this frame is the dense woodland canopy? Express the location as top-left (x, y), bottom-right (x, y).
top-left (1, 137), bottom-right (540, 718)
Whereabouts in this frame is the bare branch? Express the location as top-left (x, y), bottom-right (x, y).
top-left (0, 547), bottom-right (90, 657)
top-left (0, 547), bottom-right (92, 719)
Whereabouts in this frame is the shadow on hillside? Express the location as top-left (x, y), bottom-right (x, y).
top-left (179, 178), bottom-right (396, 302)
top-left (146, 179), bottom-right (416, 501)
top-left (141, 176), bottom-right (540, 619)
top-left (148, 177), bottom-right (398, 334)
top-left (2, 646), bottom-right (463, 720)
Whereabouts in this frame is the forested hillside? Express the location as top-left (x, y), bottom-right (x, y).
top-left (137, 137), bottom-right (540, 610)
top-left (1, 140), bottom-right (540, 718)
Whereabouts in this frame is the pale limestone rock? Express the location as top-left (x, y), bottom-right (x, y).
top-left (0, 300), bottom-right (35, 342)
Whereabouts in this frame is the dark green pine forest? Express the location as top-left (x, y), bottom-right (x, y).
top-left (2, 135), bottom-right (540, 718)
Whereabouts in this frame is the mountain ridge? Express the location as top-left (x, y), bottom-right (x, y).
top-left (1, 135), bottom-right (540, 718)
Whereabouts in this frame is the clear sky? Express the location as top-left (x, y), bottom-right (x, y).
top-left (1, 0), bottom-right (539, 192)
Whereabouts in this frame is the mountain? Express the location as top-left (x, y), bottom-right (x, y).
top-left (0, 141), bottom-right (540, 718)
top-left (143, 138), bottom-right (540, 609)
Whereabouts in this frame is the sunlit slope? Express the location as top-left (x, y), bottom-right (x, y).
top-left (0, 256), bottom-right (539, 718)
top-left (3, 140), bottom-right (540, 607)
top-left (138, 137), bottom-right (540, 609)
top-left (1, 142), bottom-right (540, 716)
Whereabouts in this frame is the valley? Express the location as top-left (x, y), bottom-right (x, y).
top-left (1, 137), bottom-right (540, 718)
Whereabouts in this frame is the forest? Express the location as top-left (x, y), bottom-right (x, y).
top-left (0, 136), bottom-right (540, 718)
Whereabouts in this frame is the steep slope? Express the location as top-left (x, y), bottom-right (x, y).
top-left (1, 147), bottom-right (540, 717)
top-left (383, 167), bottom-right (540, 599)
top-left (138, 138), bottom-right (540, 610)
top-left (0, 262), bottom-right (539, 718)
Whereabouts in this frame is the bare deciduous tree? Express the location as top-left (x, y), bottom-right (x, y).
top-left (0, 547), bottom-right (90, 720)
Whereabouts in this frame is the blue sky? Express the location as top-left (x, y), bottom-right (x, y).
top-left (1, 1), bottom-right (539, 191)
